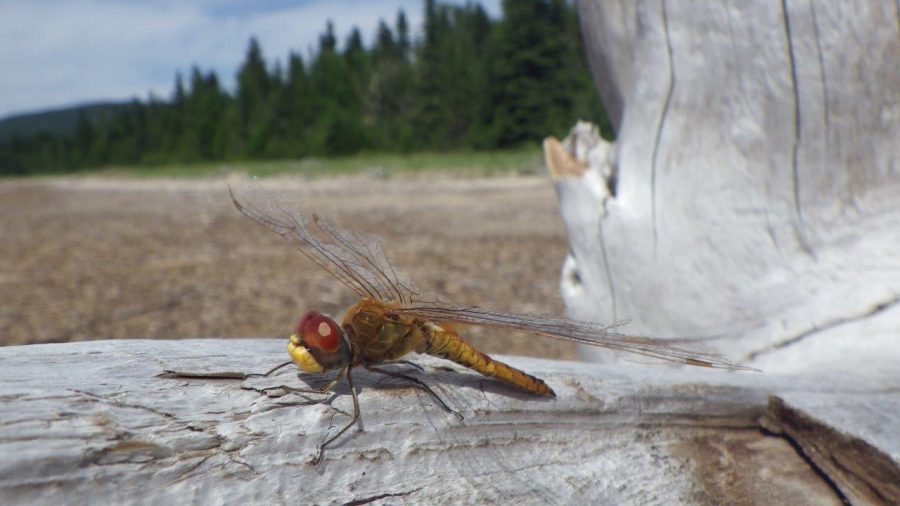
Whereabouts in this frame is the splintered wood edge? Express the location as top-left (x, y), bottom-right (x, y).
top-left (761, 396), bottom-right (900, 505)
top-left (543, 136), bottom-right (586, 179)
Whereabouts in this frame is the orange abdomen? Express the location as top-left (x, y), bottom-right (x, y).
top-left (423, 322), bottom-right (555, 396)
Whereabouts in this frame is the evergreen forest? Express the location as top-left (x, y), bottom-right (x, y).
top-left (0, 0), bottom-right (611, 176)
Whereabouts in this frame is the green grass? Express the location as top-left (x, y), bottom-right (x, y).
top-left (85, 148), bottom-right (545, 179)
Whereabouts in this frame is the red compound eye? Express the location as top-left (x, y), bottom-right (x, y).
top-left (297, 311), bottom-right (341, 352)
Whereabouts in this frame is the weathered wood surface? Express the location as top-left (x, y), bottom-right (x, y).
top-left (543, 4), bottom-right (900, 502)
top-left (2, 339), bottom-right (897, 505)
top-left (560, 1), bottom-right (900, 375)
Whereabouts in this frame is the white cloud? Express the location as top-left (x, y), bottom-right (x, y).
top-left (0, 0), bottom-right (500, 118)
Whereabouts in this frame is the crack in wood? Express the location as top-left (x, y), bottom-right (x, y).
top-left (71, 388), bottom-right (179, 422)
top-left (167, 454), bottom-right (216, 485)
top-left (677, 426), bottom-right (844, 505)
top-left (761, 396), bottom-right (900, 505)
top-left (597, 222), bottom-right (618, 321)
top-left (808, 2), bottom-right (830, 142)
top-left (66, 388), bottom-right (262, 475)
top-left (780, 0), bottom-right (816, 258)
top-left (651, 0), bottom-right (676, 254)
top-left (743, 295), bottom-right (900, 361)
top-left (760, 425), bottom-right (852, 506)
top-left (342, 487), bottom-right (423, 506)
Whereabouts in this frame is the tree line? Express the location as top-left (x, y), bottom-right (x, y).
top-left (0, 0), bottom-right (611, 175)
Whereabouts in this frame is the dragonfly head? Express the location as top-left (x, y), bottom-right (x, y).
top-left (288, 311), bottom-right (351, 373)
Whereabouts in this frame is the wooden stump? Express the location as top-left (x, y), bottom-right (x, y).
top-left (535, 2), bottom-right (900, 503)
top-left (551, 1), bottom-right (900, 376)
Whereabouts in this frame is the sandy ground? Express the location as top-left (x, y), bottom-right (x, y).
top-left (0, 173), bottom-right (578, 360)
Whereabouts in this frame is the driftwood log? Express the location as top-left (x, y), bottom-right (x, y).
top-left (1, 339), bottom-right (897, 505)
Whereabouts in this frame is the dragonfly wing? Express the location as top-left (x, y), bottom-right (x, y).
top-left (311, 214), bottom-right (419, 303)
top-left (395, 303), bottom-right (753, 370)
top-left (229, 181), bottom-right (418, 303)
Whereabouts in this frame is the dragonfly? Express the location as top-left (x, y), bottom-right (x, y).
top-left (202, 182), bottom-right (749, 464)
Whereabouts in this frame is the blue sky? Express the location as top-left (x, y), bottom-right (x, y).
top-left (0, 0), bottom-right (501, 119)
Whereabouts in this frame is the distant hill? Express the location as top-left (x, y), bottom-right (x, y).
top-left (0, 102), bottom-right (130, 142)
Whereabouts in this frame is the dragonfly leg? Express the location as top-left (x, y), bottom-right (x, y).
top-left (382, 359), bottom-right (425, 372)
top-left (247, 360), bottom-right (294, 378)
top-left (365, 366), bottom-right (463, 421)
top-left (273, 368), bottom-right (346, 396)
top-left (314, 367), bottom-right (360, 465)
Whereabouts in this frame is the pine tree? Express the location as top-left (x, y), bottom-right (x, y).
top-left (236, 37), bottom-right (273, 156)
top-left (267, 52), bottom-right (311, 157)
top-left (73, 113), bottom-right (94, 166)
top-left (374, 21), bottom-right (396, 61)
top-left (448, 4), bottom-right (493, 147)
top-left (368, 11), bottom-right (416, 150)
top-left (165, 72), bottom-right (187, 158)
top-left (414, 0), bottom-right (449, 148)
top-left (307, 22), bottom-right (368, 155)
top-left (414, 2), bottom-right (493, 149)
top-left (180, 67), bottom-right (228, 161)
top-left (396, 10), bottom-right (411, 59)
top-left (492, 0), bottom-right (574, 146)
top-left (140, 94), bottom-right (170, 164)
top-left (105, 100), bottom-right (146, 164)
top-left (344, 28), bottom-right (369, 80)
top-left (319, 21), bottom-right (337, 52)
